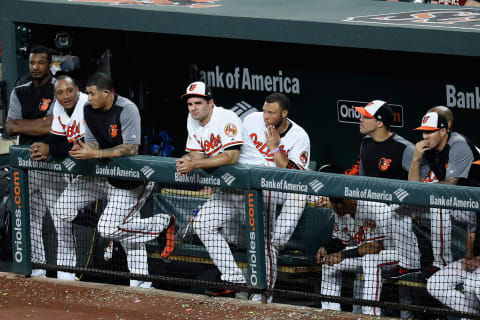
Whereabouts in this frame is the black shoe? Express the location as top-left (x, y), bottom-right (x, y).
top-left (383, 265), bottom-right (421, 279)
top-left (422, 265), bottom-right (441, 279)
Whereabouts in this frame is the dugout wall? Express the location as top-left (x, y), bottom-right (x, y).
top-left (9, 145), bottom-right (480, 319)
top-left (1, 1), bottom-right (480, 169)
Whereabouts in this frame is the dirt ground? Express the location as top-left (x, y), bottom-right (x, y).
top-left (0, 272), bottom-right (395, 320)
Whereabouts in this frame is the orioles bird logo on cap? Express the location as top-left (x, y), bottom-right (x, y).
top-left (189, 84), bottom-right (197, 92)
top-left (422, 115), bottom-right (430, 124)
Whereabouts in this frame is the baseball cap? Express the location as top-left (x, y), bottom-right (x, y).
top-left (181, 81), bottom-right (213, 100)
top-left (354, 100), bottom-right (394, 127)
top-left (414, 112), bottom-right (448, 131)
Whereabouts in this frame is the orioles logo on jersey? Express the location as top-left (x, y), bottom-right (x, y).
top-left (203, 133), bottom-right (222, 152)
top-left (39, 98), bottom-right (51, 112)
top-left (250, 133), bottom-right (288, 159)
top-left (109, 124), bottom-right (118, 138)
top-left (363, 219), bottom-right (376, 233)
top-left (353, 226), bottom-right (366, 245)
top-left (378, 157), bottom-right (392, 171)
top-left (66, 120), bottom-right (81, 138)
top-left (224, 123), bottom-right (238, 137)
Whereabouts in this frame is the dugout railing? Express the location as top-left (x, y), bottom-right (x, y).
top-left (8, 145), bottom-right (480, 319)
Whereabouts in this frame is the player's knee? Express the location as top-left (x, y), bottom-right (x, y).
top-left (426, 277), bottom-right (439, 297)
top-left (97, 222), bottom-right (117, 239)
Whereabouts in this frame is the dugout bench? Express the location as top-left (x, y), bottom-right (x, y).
top-left (146, 189), bottom-right (334, 274)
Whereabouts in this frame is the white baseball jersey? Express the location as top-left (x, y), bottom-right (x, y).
top-left (186, 105), bottom-right (243, 156)
top-left (240, 112), bottom-right (310, 170)
top-left (333, 200), bottom-right (393, 249)
top-left (50, 92), bottom-right (88, 142)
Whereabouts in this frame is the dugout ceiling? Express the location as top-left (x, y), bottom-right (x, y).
top-left (1, 0), bottom-right (480, 169)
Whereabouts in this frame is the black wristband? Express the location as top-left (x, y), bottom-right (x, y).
top-left (341, 247), bottom-right (361, 259)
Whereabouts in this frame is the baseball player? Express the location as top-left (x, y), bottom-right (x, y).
top-left (427, 208), bottom-right (480, 316)
top-left (316, 196), bottom-right (398, 316)
top-left (239, 93), bottom-right (310, 301)
top-left (410, 111), bottom-right (480, 277)
top-left (29, 75), bottom-right (88, 281)
top-left (7, 46), bottom-right (56, 277)
top-left (177, 81), bottom-right (251, 295)
top-left (355, 100), bottom-right (424, 279)
top-left (53, 72), bottom-right (174, 288)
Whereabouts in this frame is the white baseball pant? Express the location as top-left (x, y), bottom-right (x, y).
top-left (321, 249), bottom-right (399, 316)
top-left (194, 189), bottom-right (277, 287)
top-left (430, 208), bottom-right (477, 268)
top-left (29, 170), bottom-right (68, 272)
top-left (391, 205), bottom-right (422, 269)
top-left (427, 260), bottom-right (480, 314)
top-left (53, 176), bottom-right (170, 286)
top-left (271, 192), bottom-right (307, 251)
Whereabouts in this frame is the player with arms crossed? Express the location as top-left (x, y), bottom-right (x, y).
top-left (29, 75), bottom-right (88, 280)
top-left (53, 73), bottom-right (174, 288)
top-left (7, 46), bottom-right (56, 277)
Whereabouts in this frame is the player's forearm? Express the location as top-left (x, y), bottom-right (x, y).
top-left (465, 232), bottom-right (476, 259)
top-left (6, 116), bottom-right (53, 136)
top-left (272, 152), bottom-right (289, 168)
top-left (408, 159), bottom-right (422, 182)
top-left (97, 144), bottom-right (139, 159)
top-left (439, 177), bottom-right (459, 185)
top-left (192, 150), bottom-right (239, 169)
top-left (358, 241), bottom-right (384, 256)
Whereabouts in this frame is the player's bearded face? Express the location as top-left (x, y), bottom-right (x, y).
top-left (29, 53), bottom-right (51, 81)
top-left (187, 97), bottom-right (213, 125)
top-left (422, 129), bottom-right (445, 151)
top-left (263, 102), bottom-right (286, 129)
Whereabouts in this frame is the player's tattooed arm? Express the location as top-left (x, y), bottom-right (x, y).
top-left (69, 140), bottom-right (138, 160)
top-left (439, 176), bottom-right (460, 185)
top-left (98, 144), bottom-right (139, 158)
top-left (86, 141), bottom-right (100, 150)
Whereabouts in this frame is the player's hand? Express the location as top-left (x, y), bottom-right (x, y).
top-left (176, 158), bottom-right (195, 174)
top-left (413, 140), bottom-right (430, 161)
top-left (325, 252), bottom-right (342, 266)
top-left (265, 125), bottom-right (281, 151)
top-left (315, 196), bottom-right (331, 208)
top-left (462, 256), bottom-right (480, 272)
top-left (315, 247), bottom-right (328, 264)
top-left (30, 142), bottom-right (49, 161)
top-left (69, 140), bottom-right (95, 160)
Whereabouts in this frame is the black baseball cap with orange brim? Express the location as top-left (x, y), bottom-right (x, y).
top-left (354, 100), bottom-right (394, 127)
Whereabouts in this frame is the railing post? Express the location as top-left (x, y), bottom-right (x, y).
top-left (10, 168), bottom-right (31, 275)
top-left (244, 189), bottom-right (266, 289)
